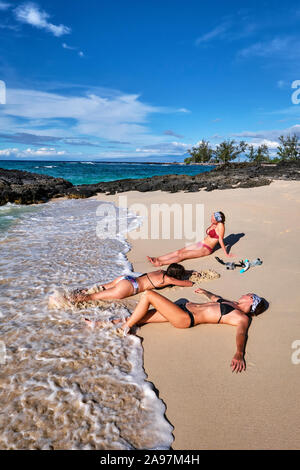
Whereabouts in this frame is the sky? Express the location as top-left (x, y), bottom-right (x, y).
top-left (0, 0), bottom-right (300, 161)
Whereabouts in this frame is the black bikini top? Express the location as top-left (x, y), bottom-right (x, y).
top-left (217, 298), bottom-right (236, 316)
top-left (140, 271), bottom-right (167, 289)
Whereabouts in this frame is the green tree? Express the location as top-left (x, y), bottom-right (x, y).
top-left (185, 139), bottom-right (214, 164)
top-left (246, 144), bottom-right (270, 163)
top-left (213, 140), bottom-right (247, 164)
top-left (277, 134), bottom-right (300, 161)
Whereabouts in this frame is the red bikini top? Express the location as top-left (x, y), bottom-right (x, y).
top-left (206, 226), bottom-right (219, 239)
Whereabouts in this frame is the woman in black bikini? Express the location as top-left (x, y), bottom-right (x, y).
top-left (72, 263), bottom-right (193, 303)
top-left (100, 287), bottom-right (267, 373)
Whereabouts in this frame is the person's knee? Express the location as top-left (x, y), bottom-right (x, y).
top-left (144, 289), bottom-right (157, 299)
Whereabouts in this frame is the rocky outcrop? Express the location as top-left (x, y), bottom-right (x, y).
top-left (68, 160), bottom-right (300, 195)
top-left (0, 161), bottom-right (299, 205)
top-left (0, 168), bottom-right (73, 205)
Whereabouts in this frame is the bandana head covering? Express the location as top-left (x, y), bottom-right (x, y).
top-left (251, 294), bottom-right (262, 313)
top-left (214, 211), bottom-right (223, 222)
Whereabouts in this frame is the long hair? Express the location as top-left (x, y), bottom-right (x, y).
top-left (166, 263), bottom-right (186, 280)
top-left (252, 298), bottom-right (268, 316)
top-left (218, 211), bottom-right (226, 223)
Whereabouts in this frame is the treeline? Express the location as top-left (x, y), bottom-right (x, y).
top-left (184, 134), bottom-right (300, 164)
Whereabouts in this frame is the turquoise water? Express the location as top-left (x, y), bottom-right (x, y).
top-left (0, 160), bottom-right (214, 237)
top-left (0, 160), bottom-right (215, 185)
top-left (0, 203), bottom-right (41, 235)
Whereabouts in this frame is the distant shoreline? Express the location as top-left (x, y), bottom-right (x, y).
top-left (0, 159), bottom-right (197, 165)
top-left (1, 160), bottom-right (299, 206)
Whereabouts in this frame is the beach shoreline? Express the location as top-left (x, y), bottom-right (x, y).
top-left (96, 181), bottom-right (300, 450)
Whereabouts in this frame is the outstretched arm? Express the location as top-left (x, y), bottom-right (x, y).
top-left (166, 276), bottom-right (193, 287)
top-left (194, 288), bottom-right (222, 302)
top-left (231, 317), bottom-right (250, 373)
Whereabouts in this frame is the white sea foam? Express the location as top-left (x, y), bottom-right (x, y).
top-left (0, 198), bottom-right (173, 450)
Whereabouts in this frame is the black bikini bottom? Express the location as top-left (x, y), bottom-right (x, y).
top-left (174, 298), bottom-right (195, 328)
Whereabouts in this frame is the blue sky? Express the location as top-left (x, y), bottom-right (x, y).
top-left (0, 0), bottom-right (300, 161)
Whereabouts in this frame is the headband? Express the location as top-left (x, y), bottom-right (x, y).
top-left (214, 212), bottom-right (223, 222)
top-left (251, 294), bottom-right (262, 312)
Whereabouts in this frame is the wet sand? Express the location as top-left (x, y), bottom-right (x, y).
top-left (97, 180), bottom-right (300, 450)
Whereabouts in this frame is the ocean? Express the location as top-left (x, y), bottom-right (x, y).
top-left (0, 160), bottom-right (214, 185)
top-left (0, 161), bottom-right (214, 449)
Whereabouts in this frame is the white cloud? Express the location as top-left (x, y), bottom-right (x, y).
top-left (195, 13), bottom-right (257, 47)
top-left (3, 86), bottom-right (171, 144)
top-left (0, 1), bottom-right (11, 10)
top-left (277, 80), bottom-right (287, 89)
top-left (231, 124), bottom-right (300, 152)
top-left (177, 107), bottom-right (190, 113)
top-left (0, 147), bottom-right (19, 156)
top-left (62, 43), bottom-right (85, 58)
top-left (238, 36), bottom-right (300, 60)
top-left (250, 139), bottom-right (279, 149)
top-left (23, 147), bottom-right (66, 157)
top-left (135, 141), bottom-right (189, 156)
top-left (14, 2), bottom-right (71, 37)
top-left (0, 146), bottom-right (67, 158)
top-left (195, 21), bottom-right (231, 45)
top-left (62, 42), bottom-right (76, 50)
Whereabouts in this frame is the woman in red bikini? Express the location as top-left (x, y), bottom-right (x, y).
top-left (147, 211), bottom-right (233, 267)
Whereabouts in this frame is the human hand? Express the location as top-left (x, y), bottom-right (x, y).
top-left (226, 252), bottom-right (235, 258)
top-left (231, 353), bottom-right (246, 373)
top-left (194, 288), bottom-right (206, 295)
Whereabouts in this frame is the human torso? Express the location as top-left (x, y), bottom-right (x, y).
top-left (137, 270), bottom-right (166, 291)
top-left (186, 300), bottom-right (245, 326)
top-left (202, 223), bottom-right (222, 248)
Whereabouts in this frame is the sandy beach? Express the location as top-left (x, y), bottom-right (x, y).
top-left (97, 180), bottom-right (300, 450)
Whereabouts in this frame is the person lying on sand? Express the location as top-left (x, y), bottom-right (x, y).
top-left (147, 211), bottom-right (234, 267)
top-left (71, 263), bottom-right (193, 303)
top-left (86, 288), bottom-right (267, 373)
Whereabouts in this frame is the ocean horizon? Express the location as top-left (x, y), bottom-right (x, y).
top-left (0, 160), bottom-right (215, 186)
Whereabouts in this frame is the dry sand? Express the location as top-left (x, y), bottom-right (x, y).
top-left (96, 180), bottom-right (300, 450)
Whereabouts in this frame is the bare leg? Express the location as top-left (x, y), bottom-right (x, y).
top-left (147, 244), bottom-right (210, 266)
top-left (101, 275), bottom-right (124, 290)
top-left (123, 290), bottom-right (192, 332)
top-left (84, 308), bottom-right (167, 329)
top-left (74, 276), bottom-right (126, 298)
top-left (135, 308), bottom-right (169, 325)
top-left (74, 280), bottom-right (133, 302)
